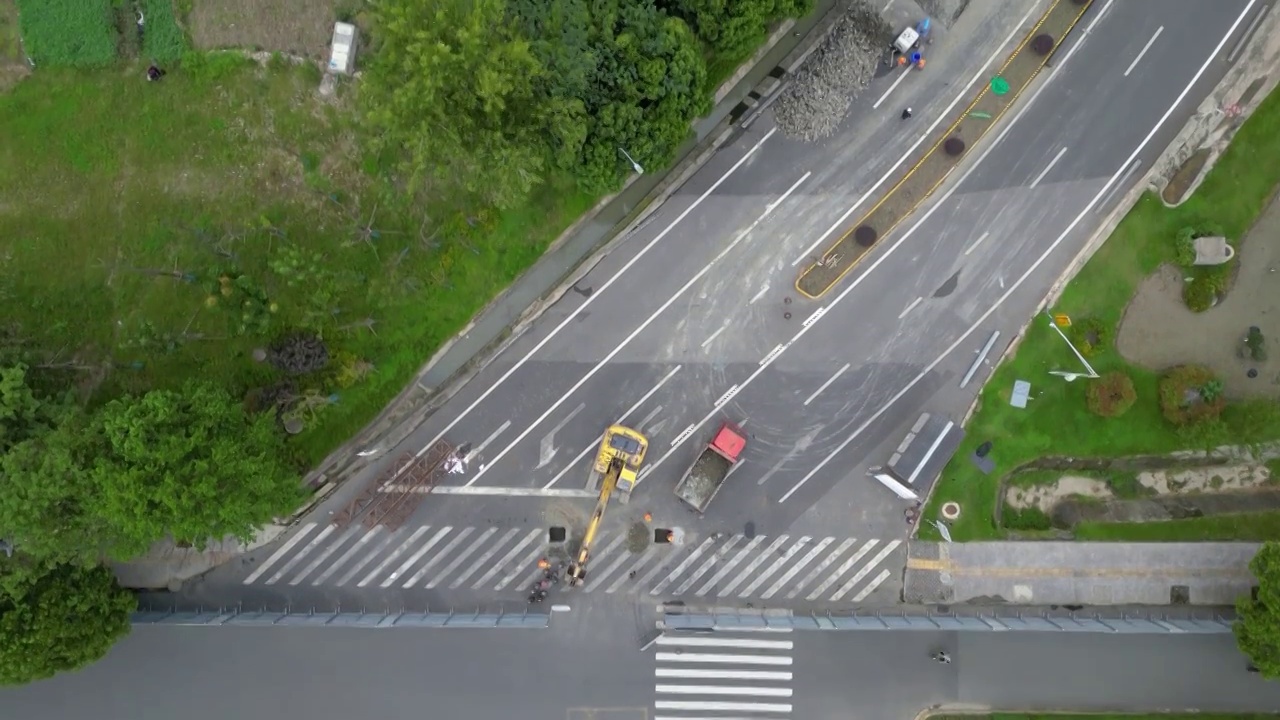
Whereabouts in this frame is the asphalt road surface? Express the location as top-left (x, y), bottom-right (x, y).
top-left (4, 625), bottom-right (1279, 720)
top-left (193, 0), bottom-right (1264, 612)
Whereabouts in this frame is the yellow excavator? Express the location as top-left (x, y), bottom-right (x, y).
top-left (566, 424), bottom-right (649, 587)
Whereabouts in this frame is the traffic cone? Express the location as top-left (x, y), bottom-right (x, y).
top-left (643, 512), bottom-right (652, 523)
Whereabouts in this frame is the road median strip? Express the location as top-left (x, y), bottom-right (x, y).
top-left (795, 0), bottom-right (1094, 299)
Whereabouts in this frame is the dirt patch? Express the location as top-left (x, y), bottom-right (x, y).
top-left (187, 0), bottom-right (348, 59)
top-left (1005, 464), bottom-right (1274, 514)
top-left (1117, 194), bottom-right (1280, 397)
top-left (0, 0), bottom-right (29, 92)
top-left (1005, 475), bottom-right (1110, 511)
top-left (626, 522), bottom-right (649, 554)
top-left (1162, 147), bottom-right (1210, 205)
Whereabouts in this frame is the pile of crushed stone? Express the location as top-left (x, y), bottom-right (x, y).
top-left (773, 1), bottom-right (894, 142)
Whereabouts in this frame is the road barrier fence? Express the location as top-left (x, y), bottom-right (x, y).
top-left (132, 605), bottom-right (550, 629)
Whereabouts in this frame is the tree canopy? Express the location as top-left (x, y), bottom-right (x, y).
top-left (1236, 541), bottom-right (1280, 677)
top-left (0, 367), bottom-right (302, 564)
top-left (661, 0), bottom-right (814, 58)
top-left (0, 560), bottom-right (134, 685)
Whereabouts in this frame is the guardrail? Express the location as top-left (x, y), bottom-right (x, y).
top-left (660, 606), bottom-right (1235, 634)
top-left (132, 606), bottom-right (550, 629)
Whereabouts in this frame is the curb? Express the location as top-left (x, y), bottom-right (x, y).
top-left (301, 2), bottom-right (855, 490)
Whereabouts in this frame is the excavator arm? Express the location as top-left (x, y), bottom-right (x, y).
top-left (566, 457), bottom-right (623, 587)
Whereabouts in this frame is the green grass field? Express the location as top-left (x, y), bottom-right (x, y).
top-left (922, 83), bottom-right (1280, 542)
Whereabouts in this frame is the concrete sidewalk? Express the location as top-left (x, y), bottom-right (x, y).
top-left (904, 541), bottom-right (1261, 606)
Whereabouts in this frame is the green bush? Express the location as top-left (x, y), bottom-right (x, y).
top-left (1183, 276), bottom-right (1217, 311)
top-left (141, 0), bottom-right (186, 63)
top-left (1174, 226), bottom-right (1197, 266)
top-left (1003, 507), bottom-right (1052, 531)
top-left (1086, 371), bottom-right (1137, 418)
top-left (1068, 316), bottom-right (1111, 356)
top-left (1159, 364), bottom-right (1227, 426)
top-left (16, 0), bottom-right (116, 67)
top-left (1246, 326), bottom-right (1268, 362)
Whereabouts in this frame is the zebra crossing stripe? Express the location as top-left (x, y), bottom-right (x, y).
top-left (760, 536), bottom-right (833, 599)
top-left (428, 527), bottom-right (498, 589)
top-left (583, 535), bottom-right (637, 592)
top-left (655, 636), bottom-right (792, 650)
top-left (806, 539), bottom-right (878, 601)
top-left (650, 537), bottom-right (718, 596)
top-left (450, 528), bottom-right (521, 589)
top-left (830, 540), bottom-right (901, 601)
top-left (654, 668), bottom-right (793, 681)
top-left (471, 528), bottom-right (542, 590)
top-left (672, 535), bottom-right (741, 596)
top-left (786, 537), bottom-right (856, 600)
top-left (737, 536), bottom-right (811, 598)
top-left (334, 529), bottom-right (402, 586)
top-left (654, 653), bottom-right (791, 665)
top-left (313, 526), bottom-right (383, 585)
top-left (357, 526), bottom-right (432, 588)
top-left (242, 523), bottom-right (317, 585)
top-left (654, 701), bottom-right (793, 713)
top-left (631, 547), bottom-right (685, 593)
top-left (289, 526), bottom-right (362, 586)
top-left (497, 544), bottom-right (550, 591)
top-left (655, 685), bottom-right (792, 697)
top-left (403, 527), bottom-right (474, 588)
top-left (695, 536), bottom-right (764, 597)
top-left (603, 546), bottom-right (658, 594)
top-left (851, 568), bottom-right (893, 602)
top-left (381, 526), bottom-right (452, 588)
top-left (719, 536), bottom-right (790, 596)
top-left (264, 525), bottom-right (334, 585)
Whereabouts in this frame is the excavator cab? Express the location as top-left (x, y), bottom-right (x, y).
top-left (566, 425), bottom-right (649, 587)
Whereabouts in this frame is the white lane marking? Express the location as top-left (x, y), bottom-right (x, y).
top-left (581, 534), bottom-right (637, 592)
top-left (461, 420), bottom-right (511, 482)
top-left (537, 403), bottom-right (585, 470)
top-left (701, 326), bottom-right (727, 348)
top-left (781, 1), bottom-right (1257, 503)
top-left (651, 537), bottom-right (718, 595)
top-left (463, 168), bottom-right (807, 487)
top-left (449, 527), bottom-right (520, 588)
top-left (334, 529), bottom-right (401, 587)
top-left (766, 172), bottom-right (811, 215)
top-left (656, 686), bottom-right (792, 697)
top-left (406, 129), bottom-right (777, 471)
top-left (356, 525), bottom-right (431, 588)
top-left (829, 539), bottom-right (902, 601)
top-left (655, 669), bottom-right (793, 681)
top-left (1029, 146), bottom-right (1068, 189)
top-left (381, 526), bottom-right (452, 588)
top-left (638, 405), bottom-right (664, 432)
top-left (1081, 0), bottom-right (1115, 38)
top-left (289, 526), bottom-right (362, 586)
top-left (655, 635), bottom-right (794, 650)
top-left (1097, 159), bottom-right (1141, 212)
top-left (655, 701), bottom-right (793, 713)
top-left (605, 546), bottom-right (661, 594)
top-left (403, 527), bottom-right (474, 587)
top-left (749, 284), bottom-right (770, 305)
top-left (654, 653), bottom-right (792, 666)
top-left (803, 364), bottom-right (849, 407)
top-left (898, 296), bottom-right (923, 319)
top-left (263, 524), bottom-right (333, 585)
top-left (964, 231), bottom-right (991, 256)
top-left (720, 536), bottom-right (790, 596)
top-left (426, 527), bottom-right (497, 589)
top-left (671, 424), bottom-right (697, 448)
top-left (1124, 25), bottom-right (1164, 77)
top-left (789, 3), bottom-right (1040, 268)
top-left (801, 306), bottom-right (825, 328)
top-left (505, 545), bottom-right (554, 591)
top-left (755, 428), bottom-right (819, 486)
top-left (714, 385), bottom-right (740, 408)
top-left (471, 528), bottom-right (543, 589)
top-left (872, 66), bottom-right (912, 109)
top-left (428, 486), bottom-right (596, 497)
top-left (243, 523), bottom-right (317, 584)
top-left (739, 536), bottom-right (811, 598)
top-left (696, 536), bottom-right (764, 596)
top-left (313, 527), bottom-right (383, 585)
top-left (543, 365), bottom-right (681, 488)
top-left (761, 537), bottom-right (834, 599)
top-left (759, 344), bottom-right (785, 366)
top-left (673, 536), bottom-right (742, 596)
top-left (786, 537), bottom-right (856, 599)
top-left (633, 549), bottom-right (686, 592)
top-left (806, 539), bottom-right (879, 601)
top-left (851, 568), bottom-right (894, 602)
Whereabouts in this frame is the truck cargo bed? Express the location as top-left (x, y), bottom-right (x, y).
top-left (674, 450), bottom-right (732, 511)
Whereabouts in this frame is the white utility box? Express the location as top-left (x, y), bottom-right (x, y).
top-left (328, 22), bottom-right (358, 74)
top-left (893, 27), bottom-right (920, 54)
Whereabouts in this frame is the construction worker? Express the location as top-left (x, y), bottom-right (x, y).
top-left (537, 558), bottom-right (550, 570)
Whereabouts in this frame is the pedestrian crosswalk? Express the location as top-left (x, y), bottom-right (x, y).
top-left (240, 522), bottom-right (902, 603)
top-left (653, 632), bottom-right (795, 719)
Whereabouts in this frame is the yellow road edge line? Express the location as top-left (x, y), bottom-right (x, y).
top-left (794, 0), bottom-right (1090, 300)
top-left (907, 561), bottom-right (1253, 579)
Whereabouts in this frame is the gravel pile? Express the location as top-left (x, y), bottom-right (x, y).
top-left (774, 1), bottom-right (894, 141)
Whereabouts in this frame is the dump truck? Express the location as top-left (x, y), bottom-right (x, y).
top-left (673, 421), bottom-right (746, 514)
top-left (566, 424), bottom-right (649, 587)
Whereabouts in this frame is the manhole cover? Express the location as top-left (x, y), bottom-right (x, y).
top-left (854, 225), bottom-right (877, 247)
top-left (548, 526), bottom-right (566, 543)
top-left (626, 523), bottom-right (649, 553)
top-left (744, 521), bottom-right (757, 539)
top-left (944, 137), bottom-right (966, 156)
top-left (1031, 34), bottom-right (1054, 55)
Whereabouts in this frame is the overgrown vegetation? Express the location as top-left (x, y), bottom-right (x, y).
top-left (15, 0), bottom-right (117, 67)
top-left (1235, 541), bottom-right (1280, 678)
top-left (1086, 371), bottom-right (1136, 418)
top-left (924, 84), bottom-right (1280, 541)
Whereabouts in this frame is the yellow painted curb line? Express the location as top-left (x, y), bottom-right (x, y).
top-left (794, 0), bottom-right (1092, 300)
top-left (906, 556), bottom-right (1253, 579)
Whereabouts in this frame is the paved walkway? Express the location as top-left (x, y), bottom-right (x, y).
top-left (905, 541), bottom-right (1260, 605)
